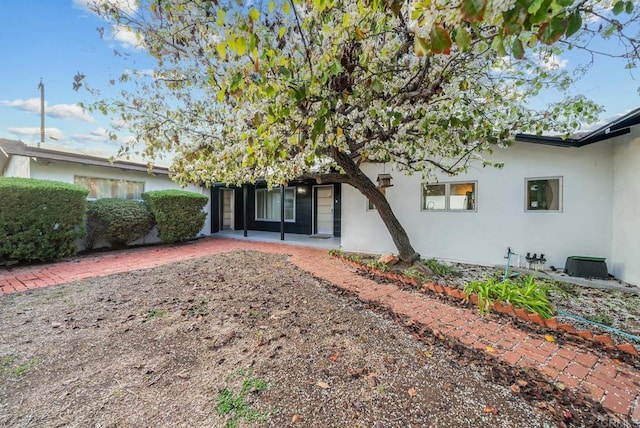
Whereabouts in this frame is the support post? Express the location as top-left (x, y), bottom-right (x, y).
top-left (280, 184), bottom-right (285, 241)
top-left (243, 185), bottom-right (248, 237)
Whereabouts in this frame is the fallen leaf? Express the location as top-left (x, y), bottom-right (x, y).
top-left (329, 353), bottom-right (339, 362)
top-left (485, 346), bottom-right (496, 353)
top-left (316, 381), bottom-right (329, 389)
top-left (367, 375), bottom-right (379, 387)
top-left (291, 414), bottom-right (303, 423)
top-left (555, 382), bottom-right (566, 391)
top-left (484, 405), bottom-right (499, 415)
top-left (544, 334), bottom-right (555, 342)
top-left (517, 379), bottom-right (528, 387)
top-left (613, 358), bottom-right (621, 365)
top-left (408, 387), bottom-right (417, 397)
top-left (510, 384), bottom-right (521, 393)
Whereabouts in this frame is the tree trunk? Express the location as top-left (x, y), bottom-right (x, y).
top-left (331, 150), bottom-right (420, 263)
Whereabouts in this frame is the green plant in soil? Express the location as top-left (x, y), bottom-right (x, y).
top-left (0, 356), bottom-right (41, 377)
top-left (366, 260), bottom-right (390, 272)
top-left (216, 369), bottom-right (269, 428)
top-left (145, 309), bottom-right (166, 320)
top-left (422, 258), bottom-right (458, 277)
top-left (464, 275), bottom-right (555, 318)
top-left (586, 313), bottom-right (614, 326)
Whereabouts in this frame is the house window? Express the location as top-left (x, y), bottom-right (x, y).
top-left (422, 182), bottom-right (476, 211)
top-left (255, 187), bottom-right (295, 222)
top-left (526, 177), bottom-right (562, 211)
top-left (367, 188), bottom-right (387, 211)
top-left (74, 176), bottom-right (145, 200)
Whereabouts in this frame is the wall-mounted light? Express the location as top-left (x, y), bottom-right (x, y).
top-left (297, 186), bottom-right (308, 195)
top-left (377, 173), bottom-right (393, 188)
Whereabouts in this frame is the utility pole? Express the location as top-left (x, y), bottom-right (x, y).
top-left (38, 79), bottom-right (44, 147)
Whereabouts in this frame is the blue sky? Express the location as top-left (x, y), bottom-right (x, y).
top-left (0, 1), bottom-right (639, 159)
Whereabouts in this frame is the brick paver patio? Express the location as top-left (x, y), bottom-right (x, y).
top-left (1, 236), bottom-right (639, 423)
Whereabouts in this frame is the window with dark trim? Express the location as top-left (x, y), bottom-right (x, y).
top-left (255, 187), bottom-right (296, 221)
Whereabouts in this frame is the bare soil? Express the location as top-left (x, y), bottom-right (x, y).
top-left (0, 250), bottom-right (628, 427)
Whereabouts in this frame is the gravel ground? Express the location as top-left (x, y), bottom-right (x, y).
top-left (356, 253), bottom-right (640, 345)
top-left (0, 250), bottom-right (605, 427)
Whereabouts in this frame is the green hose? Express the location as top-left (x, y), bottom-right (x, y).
top-left (556, 309), bottom-right (640, 344)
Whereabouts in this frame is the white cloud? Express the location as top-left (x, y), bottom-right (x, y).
top-left (0, 98), bottom-right (41, 113)
top-left (540, 53), bottom-right (568, 71)
top-left (47, 104), bottom-right (95, 122)
top-left (73, 127), bottom-right (113, 143)
top-left (113, 24), bottom-right (145, 50)
top-left (8, 127), bottom-right (64, 140)
top-left (72, 0), bottom-right (138, 16)
top-left (1, 98), bottom-right (94, 122)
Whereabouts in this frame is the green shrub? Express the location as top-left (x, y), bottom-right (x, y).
top-left (0, 177), bottom-right (88, 263)
top-left (86, 199), bottom-right (155, 249)
top-left (142, 189), bottom-right (208, 243)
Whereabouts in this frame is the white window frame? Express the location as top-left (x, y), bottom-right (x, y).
top-left (74, 175), bottom-right (145, 200)
top-left (255, 187), bottom-right (296, 222)
top-left (525, 176), bottom-right (563, 212)
top-left (421, 181), bottom-right (477, 212)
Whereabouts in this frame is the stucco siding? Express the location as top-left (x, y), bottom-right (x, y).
top-left (342, 141), bottom-right (615, 276)
top-left (611, 128), bottom-right (640, 285)
top-left (4, 155), bottom-right (31, 177)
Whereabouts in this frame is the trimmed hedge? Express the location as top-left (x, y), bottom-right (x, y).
top-left (86, 199), bottom-right (155, 249)
top-left (0, 177), bottom-right (88, 263)
top-left (142, 189), bottom-right (208, 243)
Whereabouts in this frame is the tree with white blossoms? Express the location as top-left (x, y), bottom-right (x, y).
top-left (82, 0), bottom-right (639, 263)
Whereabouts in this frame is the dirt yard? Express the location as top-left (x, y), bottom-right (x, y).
top-left (0, 250), bottom-right (621, 427)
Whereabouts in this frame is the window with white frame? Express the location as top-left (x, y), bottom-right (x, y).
top-left (255, 187), bottom-right (295, 221)
top-left (525, 177), bottom-right (562, 211)
top-left (422, 182), bottom-right (476, 211)
top-left (74, 176), bottom-right (145, 200)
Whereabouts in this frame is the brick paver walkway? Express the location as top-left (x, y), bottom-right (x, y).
top-left (1, 236), bottom-right (639, 423)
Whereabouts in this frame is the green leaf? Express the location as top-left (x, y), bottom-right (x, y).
top-left (249, 7), bottom-right (260, 22)
top-left (612, 1), bottom-right (625, 15)
top-left (565, 11), bottom-right (582, 37)
top-left (555, 0), bottom-right (574, 6)
top-left (414, 35), bottom-right (429, 56)
top-left (460, 0), bottom-right (487, 22)
top-left (626, 1), bottom-right (634, 14)
top-left (454, 26), bottom-right (471, 52)
top-left (217, 88), bottom-right (226, 102)
top-left (216, 42), bottom-right (226, 60)
top-left (528, 0), bottom-right (544, 14)
top-left (216, 9), bottom-right (226, 26)
top-left (268, 0), bottom-right (275, 13)
top-left (430, 24), bottom-right (452, 54)
top-left (511, 38), bottom-right (524, 59)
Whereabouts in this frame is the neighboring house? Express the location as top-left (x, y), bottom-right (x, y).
top-left (340, 108), bottom-right (640, 286)
top-left (0, 138), bottom-right (211, 247)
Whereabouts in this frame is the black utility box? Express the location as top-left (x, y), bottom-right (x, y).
top-left (565, 256), bottom-right (609, 279)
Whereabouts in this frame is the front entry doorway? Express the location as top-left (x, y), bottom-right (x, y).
top-left (314, 185), bottom-right (334, 236)
top-left (221, 189), bottom-right (234, 230)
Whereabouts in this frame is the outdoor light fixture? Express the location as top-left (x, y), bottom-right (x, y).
top-left (377, 173), bottom-right (393, 188)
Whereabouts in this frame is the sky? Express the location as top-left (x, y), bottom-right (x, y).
top-left (0, 1), bottom-right (639, 162)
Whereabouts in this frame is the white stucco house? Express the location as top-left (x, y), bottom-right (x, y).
top-left (340, 108), bottom-right (640, 286)
top-left (0, 138), bottom-right (211, 247)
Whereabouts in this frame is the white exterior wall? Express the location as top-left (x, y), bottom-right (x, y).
top-left (611, 127), bottom-right (640, 285)
top-left (29, 159), bottom-right (211, 244)
top-left (4, 155), bottom-right (31, 177)
top-left (342, 141), bottom-right (615, 276)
